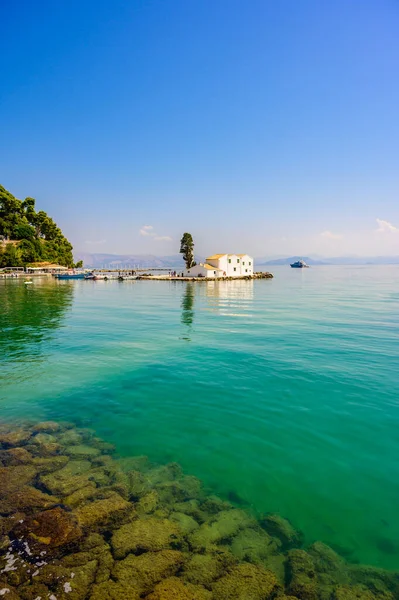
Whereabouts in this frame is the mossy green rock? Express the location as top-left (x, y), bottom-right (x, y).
top-left (111, 517), bottom-right (182, 559)
top-left (287, 549), bottom-right (319, 600)
top-left (0, 485), bottom-right (59, 514)
top-left (181, 550), bottom-right (237, 587)
top-left (113, 549), bottom-right (185, 592)
top-left (75, 491), bottom-right (133, 529)
top-left (90, 580), bottom-right (141, 599)
top-left (212, 563), bottom-right (281, 600)
top-left (261, 513), bottom-right (303, 549)
top-left (0, 465), bottom-right (37, 495)
top-left (230, 527), bottom-right (281, 563)
top-left (333, 584), bottom-right (383, 600)
top-left (169, 511), bottom-right (199, 534)
top-left (65, 444), bottom-right (101, 459)
top-left (40, 459), bottom-right (92, 495)
top-left (0, 428), bottom-right (32, 447)
top-left (189, 509), bottom-right (255, 550)
top-left (145, 576), bottom-right (212, 600)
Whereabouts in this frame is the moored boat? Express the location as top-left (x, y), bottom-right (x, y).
top-left (55, 273), bottom-right (86, 280)
top-left (290, 259), bottom-right (309, 268)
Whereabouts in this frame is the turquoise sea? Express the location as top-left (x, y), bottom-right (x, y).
top-left (1, 266), bottom-right (398, 570)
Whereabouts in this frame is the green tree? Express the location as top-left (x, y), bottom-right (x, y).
top-left (74, 260), bottom-right (83, 268)
top-left (180, 232), bottom-right (196, 269)
top-left (14, 223), bottom-right (36, 240)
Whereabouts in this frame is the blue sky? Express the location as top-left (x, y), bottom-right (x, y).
top-left (1, 0), bottom-right (398, 257)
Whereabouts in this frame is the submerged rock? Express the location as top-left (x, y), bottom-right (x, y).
top-left (0, 465), bottom-right (37, 496)
top-left (287, 549), bottom-right (318, 600)
top-left (113, 549), bottom-right (185, 593)
top-left (0, 428), bottom-right (32, 447)
top-left (212, 563), bottom-right (281, 600)
top-left (32, 420), bottom-right (62, 433)
top-left (189, 509), bottom-right (256, 550)
top-left (181, 550), bottom-right (237, 588)
top-left (145, 576), bottom-right (212, 600)
top-left (229, 527), bottom-right (281, 563)
top-left (111, 517), bottom-right (182, 559)
top-left (40, 459), bottom-right (92, 496)
top-left (261, 513), bottom-right (303, 550)
top-left (90, 580), bottom-right (141, 600)
top-left (0, 486), bottom-right (59, 514)
top-left (75, 491), bottom-right (133, 529)
top-left (12, 506), bottom-right (82, 555)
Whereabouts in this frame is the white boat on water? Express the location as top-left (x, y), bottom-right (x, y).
top-left (290, 259), bottom-right (309, 268)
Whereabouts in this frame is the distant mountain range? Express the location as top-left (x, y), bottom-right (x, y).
top-left (76, 252), bottom-right (399, 268)
top-left (259, 256), bottom-right (399, 266)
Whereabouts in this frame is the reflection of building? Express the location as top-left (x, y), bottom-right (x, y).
top-left (206, 279), bottom-right (254, 299)
top-left (185, 253), bottom-right (253, 278)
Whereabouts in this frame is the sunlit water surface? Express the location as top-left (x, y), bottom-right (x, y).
top-left (1, 266), bottom-right (398, 569)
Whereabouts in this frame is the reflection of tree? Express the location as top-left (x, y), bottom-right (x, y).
top-left (181, 283), bottom-right (194, 340)
top-left (0, 280), bottom-right (74, 362)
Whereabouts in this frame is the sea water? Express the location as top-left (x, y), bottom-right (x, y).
top-left (1, 266), bottom-right (398, 570)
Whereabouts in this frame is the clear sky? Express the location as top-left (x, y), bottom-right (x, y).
top-left (1, 0), bottom-right (398, 257)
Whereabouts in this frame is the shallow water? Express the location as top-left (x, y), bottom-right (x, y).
top-left (1, 266), bottom-right (399, 570)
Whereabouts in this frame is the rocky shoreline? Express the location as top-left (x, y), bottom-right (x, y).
top-left (0, 421), bottom-right (397, 600)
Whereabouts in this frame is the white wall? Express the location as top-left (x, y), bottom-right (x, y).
top-left (185, 264), bottom-right (218, 278)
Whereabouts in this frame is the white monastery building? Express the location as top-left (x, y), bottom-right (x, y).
top-left (185, 254), bottom-right (254, 278)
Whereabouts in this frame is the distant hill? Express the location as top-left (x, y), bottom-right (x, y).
top-left (259, 255), bottom-right (399, 266)
top-left (76, 253), bottom-right (205, 269)
top-left (259, 256), bottom-right (327, 266)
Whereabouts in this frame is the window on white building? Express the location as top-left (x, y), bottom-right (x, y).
top-left (234, 267), bottom-right (236, 272)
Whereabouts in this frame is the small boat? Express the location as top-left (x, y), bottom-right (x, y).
top-left (92, 274), bottom-right (107, 281)
top-left (290, 259), bottom-right (309, 268)
top-left (55, 273), bottom-right (86, 280)
top-left (118, 275), bottom-right (138, 281)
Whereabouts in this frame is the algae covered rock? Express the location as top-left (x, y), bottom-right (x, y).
top-left (0, 428), bottom-right (32, 447)
top-left (136, 490), bottom-right (161, 515)
top-left (90, 580), bottom-right (141, 600)
top-left (32, 420), bottom-right (62, 433)
top-left (111, 517), bottom-right (182, 559)
top-left (1, 447), bottom-right (33, 466)
top-left (287, 548), bottom-right (318, 600)
top-left (181, 550), bottom-right (237, 588)
top-left (189, 509), bottom-right (255, 550)
top-left (333, 584), bottom-right (382, 600)
top-left (261, 513), bottom-right (303, 549)
top-left (75, 491), bottom-right (133, 529)
top-left (0, 465), bottom-right (37, 495)
top-left (230, 527), bottom-right (281, 563)
top-left (40, 459), bottom-right (92, 496)
top-left (145, 576), bottom-right (212, 600)
top-left (212, 563), bottom-right (281, 600)
top-left (0, 485), bottom-right (59, 515)
top-left (65, 444), bottom-right (101, 459)
top-left (169, 511), bottom-right (199, 534)
top-left (113, 549), bottom-right (185, 592)
top-left (12, 506), bottom-right (82, 556)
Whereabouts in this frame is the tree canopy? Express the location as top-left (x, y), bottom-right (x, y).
top-left (0, 184), bottom-right (74, 267)
top-left (180, 232), bottom-right (196, 269)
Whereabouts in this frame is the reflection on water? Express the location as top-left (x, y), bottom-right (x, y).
top-left (205, 279), bottom-right (254, 316)
top-left (180, 282), bottom-right (195, 340)
top-left (0, 279), bottom-right (74, 367)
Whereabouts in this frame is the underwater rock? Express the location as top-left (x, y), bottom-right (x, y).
top-left (64, 482), bottom-right (98, 508)
top-left (229, 527), bottom-right (281, 563)
top-left (212, 563), bottom-right (281, 600)
top-left (113, 549), bottom-right (185, 593)
top-left (75, 491), bottom-right (133, 529)
top-left (32, 421), bottom-right (62, 433)
top-left (145, 576), bottom-right (212, 600)
top-left (308, 541), bottom-right (349, 590)
top-left (200, 495), bottom-right (234, 515)
top-left (31, 455), bottom-right (69, 474)
top-left (0, 428), bottom-right (32, 448)
top-left (262, 553), bottom-right (286, 584)
top-left (65, 444), bottom-right (101, 459)
top-left (333, 584), bottom-right (383, 600)
top-left (0, 585), bottom-right (20, 600)
top-left (58, 429), bottom-right (84, 446)
top-left (0, 447), bottom-right (33, 466)
top-left (146, 463), bottom-right (183, 486)
top-left (111, 517), bottom-right (182, 559)
top-left (127, 470), bottom-right (152, 499)
top-left (0, 465), bottom-right (37, 496)
top-left (347, 565), bottom-right (399, 599)
top-left (12, 506), bottom-right (82, 556)
top-left (261, 513), bottom-right (303, 550)
top-left (17, 581), bottom-right (51, 600)
top-left (169, 511), bottom-right (199, 534)
top-left (60, 542), bottom-right (114, 584)
top-left (89, 580), bottom-right (141, 600)
top-left (116, 455), bottom-right (151, 473)
top-left (0, 486), bottom-right (59, 515)
top-left (287, 549), bottom-right (318, 600)
top-left (136, 491), bottom-right (161, 515)
top-left (189, 509), bottom-right (256, 551)
top-left (39, 558), bottom-right (98, 600)
top-left (173, 499), bottom-right (207, 523)
top-left (29, 432), bottom-right (61, 456)
top-left (181, 550), bottom-right (237, 588)
top-left (40, 460), bottom-right (92, 496)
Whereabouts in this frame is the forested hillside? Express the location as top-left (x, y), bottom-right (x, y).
top-left (0, 185), bottom-right (74, 267)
